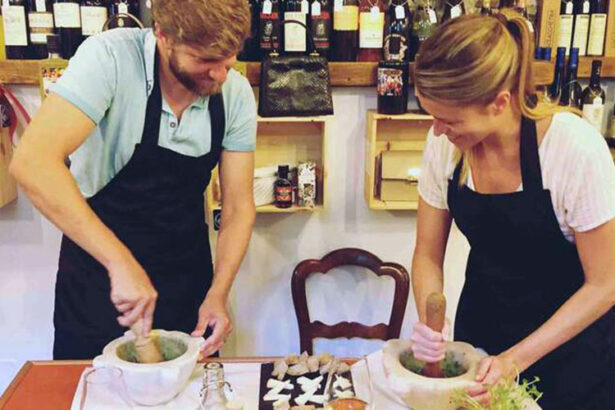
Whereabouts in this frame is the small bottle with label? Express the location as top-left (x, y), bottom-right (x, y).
top-left (200, 362), bottom-right (229, 410)
top-left (274, 165), bottom-right (293, 209)
top-left (582, 59), bottom-right (606, 132)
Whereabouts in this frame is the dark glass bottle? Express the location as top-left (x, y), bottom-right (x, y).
top-left (560, 47), bottom-right (582, 108)
top-left (3, 0), bottom-right (30, 59)
top-left (548, 47), bottom-right (566, 103)
top-left (383, 0), bottom-right (411, 62)
top-left (587, 0), bottom-right (607, 55)
top-left (309, 0), bottom-right (332, 57)
top-left (28, 0), bottom-right (54, 59)
top-left (53, 0), bottom-right (83, 58)
top-left (238, 0), bottom-right (261, 61)
top-left (572, 0), bottom-right (590, 56)
top-left (441, 0), bottom-right (464, 22)
top-left (137, 0), bottom-right (151, 27)
top-left (557, 0), bottom-right (574, 54)
top-left (107, 0), bottom-right (141, 28)
top-left (331, 0), bottom-right (359, 61)
top-left (80, 0), bottom-right (107, 37)
top-left (46, 31), bottom-right (61, 57)
top-left (259, 0), bottom-right (281, 52)
top-left (358, 0), bottom-right (385, 61)
top-left (283, 0), bottom-right (308, 54)
top-left (274, 165), bottom-right (293, 208)
top-left (377, 60), bottom-right (409, 114)
top-left (409, 0), bottom-right (438, 61)
top-left (581, 60), bottom-right (606, 130)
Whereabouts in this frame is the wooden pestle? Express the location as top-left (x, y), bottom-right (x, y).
top-left (131, 319), bottom-right (164, 364)
top-left (423, 292), bottom-right (447, 378)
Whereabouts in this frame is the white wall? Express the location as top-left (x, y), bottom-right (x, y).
top-left (0, 85), bottom-right (474, 393)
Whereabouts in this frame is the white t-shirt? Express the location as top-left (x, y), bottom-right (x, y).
top-left (418, 112), bottom-right (615, 243)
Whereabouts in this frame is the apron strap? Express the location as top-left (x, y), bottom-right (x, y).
top-left (519, 116), bottom-right (544, 192)
top-left (141, 48), bottom-right (163, 147)
top-left (207, 93), bottom-right (225, 155)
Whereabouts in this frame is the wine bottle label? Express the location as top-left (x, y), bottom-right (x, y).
top-left (36, 0), bottom-right (46, 12)
top-left (378, 67), bottom-right (404, 97)
top-left (301, 0), bottom-right (309, 13)
top-left (54, 2), bottom-right (81, 28)
top-left (284, 11), bottom-right (307, 52)
top-left (557, 14), bottom-right (573, 53)
top-left (311, 1), bottom-right (321, 15)
top-left (395, 5), bottom-right (405, 19)
top-left (262, 0), bottom-right (272, 14)
top-left (572, 14), bottom-right (589, 55)
top-left (451, 4), bottom-right (462, 18)
top-left (359, 11), bottom-right (384, 48)
top-left (311, 12), bottom-right (331, 49)
top-left (259, 12), bottom-right (280, 49)
top-left (2, 6), bottom-right (28, 46)
top-left (81, 6), bottom-right (107, 36)
top-left (28, 12), bottom-right (54, 44)
top-left (583, 101), bottom-right (604, 130)
top-left (587, 14), bottom-right (607, 55)
top-left (118, 2), bottom-right (128, 14)
top-left (333, 5), bottom-right (358, 30)
top-left (275, 186), bottom-right (292, 202)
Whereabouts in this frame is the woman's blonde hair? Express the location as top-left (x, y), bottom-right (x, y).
top-left (151, 0), bottom-right (250, 57)
top-left (414, 10), bottom-right (573, 186)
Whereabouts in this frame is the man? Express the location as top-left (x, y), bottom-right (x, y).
top-left (10, 0), bottom-right (256, 359)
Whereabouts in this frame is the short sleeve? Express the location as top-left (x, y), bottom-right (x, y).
top-left (563, 127), bottom-right (615, 232)
top-left (50, 35), bottom-right (117, 125)
top-left (222, 71), bottom-right (257, 152)
top-left (418, 127), bottom-right (451, 210)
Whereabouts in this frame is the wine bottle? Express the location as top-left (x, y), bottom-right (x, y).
top-left (556, 0), bottom-right (574, 54)
top-left (274, 165), bottom-right (293, 209)
top-left (331, 0), bottom-right (359, 61)
top-left (3, 0), bottom-right (30, 59)
top-left (409, 0), bottom-right (437, 61)
top-left (107, 0), bottom-right (140, 28)
top-left (358, 0), bottom-right (385, 61)
top-left (560, 47), bottom-right (582, 108)
top-left (283, 0), bottom-right (307, 54)
top-left (53, 0), bottom-right (82, 58)
top-left (383, 0), bottom-right (410, 61)
top-left (548, 47), bottom-right (566, 103)
top-left (28, 0), bottom-right (54, 59)
top-left (137, 0), bottom-right (151, 27)
top-left (441, 0), bottom-right (464, 22)
top-left (587, 0), bottom-right (607, 55)
top-left (581, 60), bottom-right (606, 130)
top-left (238, 0), bottom-right (261, 61)
top-left (259, 0), bottom-right (281, 52)
top-left (572, 0), bottom-right (590, 56)
top-left (80, 0), bottom-right (107, 37)
top-left (309, 0), bottom-right (332, 57)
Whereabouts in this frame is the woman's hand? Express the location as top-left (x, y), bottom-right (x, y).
top-left (466, 353), bottom-right (520, 407)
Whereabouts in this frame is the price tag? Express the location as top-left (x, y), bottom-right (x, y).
top-left (583, 0), bottom-right (589, 13)
top-left (301, 0), bottom-right (309, 13)
top-left (395, 5), bottom-right (405, 19)
top-left (371, 5), bottom-right (380, 20)
top-left (595, 96), bottom-right (603, 105)
top-left (428, 8), bottom-right (437, 23)
top-left (118, 2), bottom-right (128, 14)
top-left (36, 0), bottom-right (46, 12)
top-left (146, 0), bottom-right (152, 8)
top-left (566, 1), bottom-right (573, 14)
top-left (451, 4), bottom-right (461, 18)
top-left (263, 0), bottom-right (272, 14)
top-left (312, 1), bottom-right (321, 15)
top-left (334, 0), bottom-right (343, 11)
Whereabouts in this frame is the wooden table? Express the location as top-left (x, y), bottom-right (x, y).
top-left (0, 358), bottom-right (275, 410)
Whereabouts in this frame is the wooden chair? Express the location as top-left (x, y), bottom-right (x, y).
top-left (291, 248), bottom-right (410, 355)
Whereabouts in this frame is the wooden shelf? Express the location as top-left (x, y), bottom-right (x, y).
top-left (0, 59), bottom-right (553, 86)
top-left (214, 204), bottom-right (324, 214)
top-left (365, 110), bottom-right (431, 211)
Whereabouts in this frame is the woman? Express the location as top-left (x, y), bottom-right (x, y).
top-left (409, 11), bottom-right (615, 410)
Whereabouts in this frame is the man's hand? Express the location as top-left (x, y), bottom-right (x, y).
top-left (108, 255), bottom-right (158, 336)
top-left (192, 292), bottom-right (233, 357)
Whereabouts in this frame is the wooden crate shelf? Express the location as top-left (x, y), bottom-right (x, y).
top-left (365, 110), bottom-right (433, 211)
top-left (0, 60), bottom-right (554, 86)
top-left (206, 116), bottom-right (329, 223)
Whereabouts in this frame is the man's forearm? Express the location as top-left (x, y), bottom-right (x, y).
top-left (210, 205), bottom-right (256, 299)
top-left (10, 155), bottom-right (132, 271)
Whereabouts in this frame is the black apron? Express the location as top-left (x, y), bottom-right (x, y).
top-left (53, 51), bottom-right (225, 360)
top-left (450, 117), bottom-right (615, 410)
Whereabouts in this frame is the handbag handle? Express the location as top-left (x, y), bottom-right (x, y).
top-left (268, 19), bottom-right (320, 57)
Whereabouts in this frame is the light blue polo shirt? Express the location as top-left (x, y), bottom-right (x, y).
top-left (51, 28), bottom-right (257, 198)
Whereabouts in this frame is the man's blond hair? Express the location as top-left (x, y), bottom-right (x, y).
top-left (152, 0), bottom-right (250, 56)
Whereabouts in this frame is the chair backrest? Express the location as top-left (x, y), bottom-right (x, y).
top-left (291, 248), bottom-right (410, 355)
